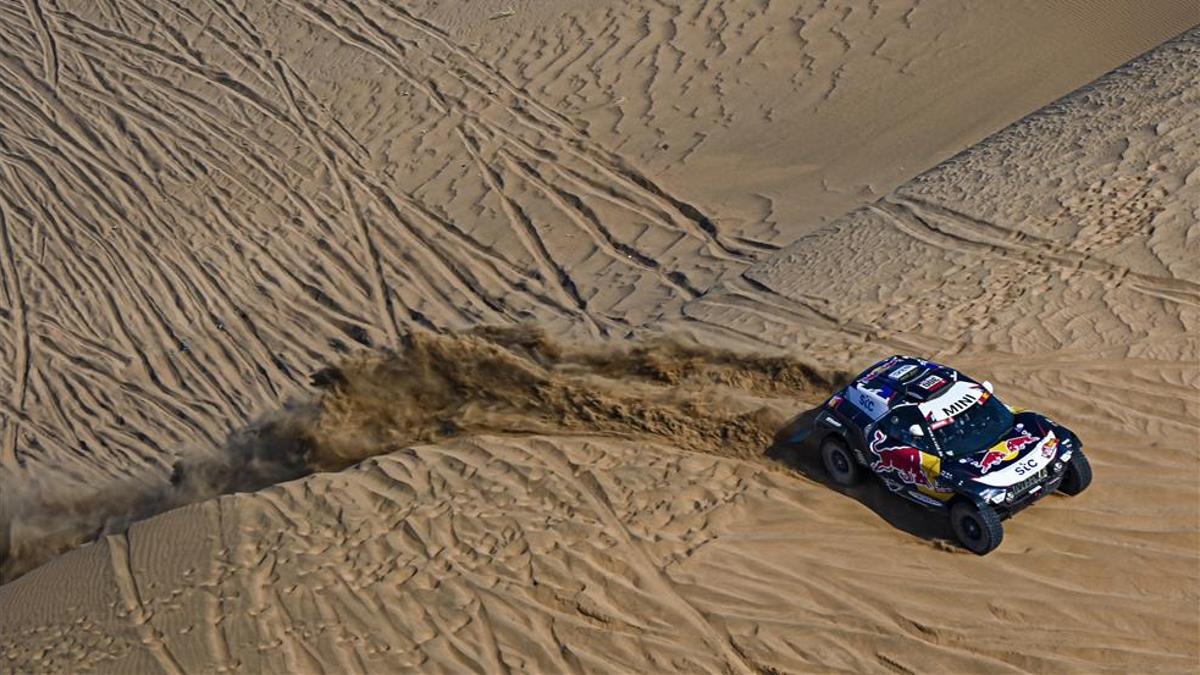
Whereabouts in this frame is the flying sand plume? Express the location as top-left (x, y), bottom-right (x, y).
top-left (0, 327), bottom-right (847, 584)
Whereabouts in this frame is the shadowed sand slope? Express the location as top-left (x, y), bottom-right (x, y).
top-left (1, 3), bottom-right (1199, 674)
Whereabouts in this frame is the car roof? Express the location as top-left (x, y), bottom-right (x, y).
top-left (847, 355), bottom-right (972, 415)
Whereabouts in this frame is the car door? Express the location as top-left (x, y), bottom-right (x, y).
top-left (867, 407), bottom-right (943, 494)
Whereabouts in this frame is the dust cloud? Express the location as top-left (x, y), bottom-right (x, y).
top-left (1, 327), bottom-right (844, 584)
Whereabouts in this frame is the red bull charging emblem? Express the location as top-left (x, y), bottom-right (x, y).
top-left (976, 431), bottom-right (1037, 474)
top-left (869, 430), bottom-right (935, 487)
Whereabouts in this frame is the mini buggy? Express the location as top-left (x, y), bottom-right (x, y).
top-left (802, 356), bottom-right (1091, 554)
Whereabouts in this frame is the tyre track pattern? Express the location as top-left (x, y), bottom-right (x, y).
top-left (25, 437), bottom-right (768, 673)
top-left (0, 1), bottom-right (751, 482)
top-left (0, 198), bottom-right (31, 469)
top-left (10, 432), bottom-right (1189, 673)
top-left (106, 531), bottom-right (185, 675)
top-left (878, 197), bottom-right (1200, 309)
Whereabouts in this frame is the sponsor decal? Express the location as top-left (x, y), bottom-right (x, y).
top-left (1005, 430), bottom-right (1038, 454)
top-left (862, 357), bottom-right (899, 382)
top-left (1012, 455), bottom-right (1041, 477)
top-left (1040, 436), bottom-right (1059, 459)
top-left (828, 394), bottom-right (843, 409)
top-left (940, 391), bottom-right (979, 418)
top-left (890, 364), bottom-right (918, 380)
top-left (973, 434), bottom-right (1060, 487)
top-left (852, 389), bottom-right (876, 412)
top-left (868, 430), bottom-right (940, 488)
top-left (916, 374), bottom-right (948, 392)
top-left (975, 448), bottom-right (1011, 474)
top-left (920, 381), bottom-right (987, 423)
top-left (975, 431), bottom-right (1037, 474)
top-left (849, 385), bottom-right (889, 420)
top-left (907, 491), bottom-right (946, 507)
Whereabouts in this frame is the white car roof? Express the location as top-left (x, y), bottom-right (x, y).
top-left (918, 380), bottom-right (987, 423)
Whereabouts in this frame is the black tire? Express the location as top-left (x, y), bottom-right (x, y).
top-left (1058, 448), bottom-right (1092, 496)
top-left (821, 436), bottom-right (861, 487)
top-left (950, 501), bottom-right (1004, 555)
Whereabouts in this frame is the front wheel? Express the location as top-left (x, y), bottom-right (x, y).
top-left (821, 436), bottom-right (861, 487)
top-left (950, 501), bottom-right (1004, 555)
top-left (1058, 448), bottom-right (1092, 496)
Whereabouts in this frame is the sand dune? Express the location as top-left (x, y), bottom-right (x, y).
top-left (0, 0), bottom-right (1194, 492)
top-left (1, 1), bottom-right (1198, 673)
top-left (662, 24), bottom-right (1200, 670)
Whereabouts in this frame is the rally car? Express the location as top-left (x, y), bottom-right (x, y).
top-left (805, 355), bottom-right (1091, 554)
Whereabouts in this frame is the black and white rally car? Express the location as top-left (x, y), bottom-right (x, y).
top-left (798, 355), bottom-right (1092, 554)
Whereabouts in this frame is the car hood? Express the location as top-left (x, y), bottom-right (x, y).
top-left (952, 416), bottom-right (1064, 487)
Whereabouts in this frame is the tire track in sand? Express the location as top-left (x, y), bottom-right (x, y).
top-left (280, 0), bottom-right (738, 329)
top-left (274, 0), bottom-right (602, 332)
top-left (368, 0), bottom-right (755, 262)
top-left (106, 531), bottom-right (185, 675)
top-left (180, 2), bottom-right (566, 327)
top-left (0, 198), bottom-right (30, 469)
top-left (190, 1), bottom-right (589, 331)
top-left (19, 0), bottom-right (58, 88)
top-left (273, 63), bottom-right (401, 346)
top-left (536, 439), bottom-right (755, 675)
top-left (878, 198), bottom-right (1200, 308)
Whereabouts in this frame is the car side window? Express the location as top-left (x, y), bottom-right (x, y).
top-left (878, 409), bottom-right (935, 454)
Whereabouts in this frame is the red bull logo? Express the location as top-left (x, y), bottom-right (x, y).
top-left (976, 431), bottom-right (1038, 474)
top-left (1005, 431), bottom-right (1037, 454)
top-left (869, 431), bottom-right (934, 487)
top-left (977, 449), bottom-right (1009, 473)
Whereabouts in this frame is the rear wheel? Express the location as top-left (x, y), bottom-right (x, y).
top-left (950, 501), bottom-right (1004, 555)
top-left (1058, 449), bottom-right (1092, 496)
top-left (821, 436), bottom-right (861, 487)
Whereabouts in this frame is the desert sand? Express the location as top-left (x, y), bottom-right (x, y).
top-left (1, 1), bottom-right (1198, 673)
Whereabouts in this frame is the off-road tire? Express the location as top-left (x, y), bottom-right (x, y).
top-left (1058, 448), bottom-right (1092, 496)
top-left (950, 501), bottom-right (1004, 555)
top-left (821, 436), bottom-right (861, 487)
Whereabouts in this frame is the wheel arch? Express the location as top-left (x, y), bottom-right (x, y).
top-left (948, 491), bottom-right (990, 512)
top-left (819, 428), bottom-right (868, 467)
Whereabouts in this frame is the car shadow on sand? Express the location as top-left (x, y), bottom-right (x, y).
top-left (765, 406), bottom-right (957, 544)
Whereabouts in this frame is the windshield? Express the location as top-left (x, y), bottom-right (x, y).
top-left (930, 394), bottom-right (1014, 456)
